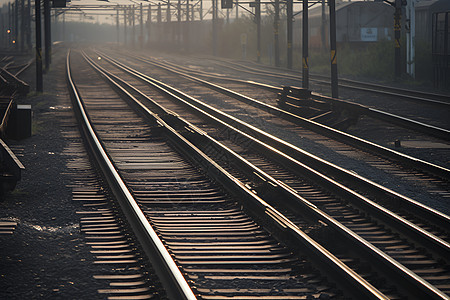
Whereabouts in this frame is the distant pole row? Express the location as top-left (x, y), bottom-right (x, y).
top-left (1, 0), bottom-right (339, 96)
top-left (0, 0), bottom-right (51, 92)
top-left (113, 0), bottom-right (403, 95)
top-left (116, 2), bottom-right (196, 51)
top-left (113, 0), bottom-right (322, 71)
top-left (0, 0), bottom-right (32, 51)
top-left (3, 0), bottom-right (407, 96)
top-left (220, 0), bottom-right (336, 97)
top-left (35, 0), bottom-right (52, 92)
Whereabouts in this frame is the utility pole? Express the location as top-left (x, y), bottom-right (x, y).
top-left (186, 0), bottom-right (190, 22)
top-left (35, 0), bottom-right (43, 92)
top-left (124, 7), bottom-right (127, 46)
top-left (167, 0), bottom-right (171, 44)
top-left (166, 1), bottom-right (171, 23)
top-left (286, 0), bottom-right (293, 69)
top-left (140, 3), bottom-right (143, 49)
top-left (329, 0), bottom-right (338, 98)
top-left (226, 6), bottom-right (229, 24)
top-left (157, 3), bottom-right (161, 43)
top-left (1, 9), bottom-right (4, 46)
top-left (274, 0), bottom-right (280, 67)
top-left (321, 0), bottom-right (326, 51)
top-left (62, 11), bottom-right (65, 42)
top-left (394, 0), bottom-right (401, 79)
top-left (186, 0), bottom-right (190, 52)
top-left (147, 4), bottom-right (151, 45)
top-left (132, 5), bottom-right (136, 48)
top-left (255, 0), bottom-right (261, 62)
top-left (44, 0), bottom-right (51, 70)
top-left (406, 0), bottom-right (415, 78)
top-left (27, 0), bottom-right (31, 49)
top-left (14, 0), bottom-right (18, 48)
top-left (20, 0), bottom-right (25, 52)
top-left (212, 0), bottom-right (217, 56)
top-left (302, 0), bottom-right (309, 89)
top-left (177, 0), bottom-right (181, 47)
top-left (8, 3), bottom-right (12, 47)
top-left (0, 10), bottom-right (3, 47)
top-left (116, 7), bottom-right (120, 44)
top-left (54, 9), bottom-right (58, 41)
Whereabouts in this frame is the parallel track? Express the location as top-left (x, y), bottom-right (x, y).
top-left (212, 58), bottom-right (450, 106)
top-left (69, 50), bottom-right (387, 299)
top-left (140, 55), bottom-right (450, 141)
top-left (131, 52), bottom-right (449, 140)
top-left (96, 49), bottom-right (450, 208)
top-left (68, 49), bottom-right (450, 299)
top-left (92, 49), bottom-right (450, 235)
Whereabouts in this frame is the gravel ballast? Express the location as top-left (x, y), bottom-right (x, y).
top-left (0, 49), bottom-right (103, 299)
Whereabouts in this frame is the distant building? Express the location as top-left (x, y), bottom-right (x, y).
top-left (307, 1), bottom-right (394, 49)
top-left (416, 0), bottom-right (450, 43)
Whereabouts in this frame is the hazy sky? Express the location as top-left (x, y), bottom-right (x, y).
top-left (0, 0), bottom-right (156, 10)
top-left (1, 0), bottom-right (220, 25)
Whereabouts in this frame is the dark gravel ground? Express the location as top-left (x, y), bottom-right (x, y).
top-left (0, 48), bottom-right (103, 299)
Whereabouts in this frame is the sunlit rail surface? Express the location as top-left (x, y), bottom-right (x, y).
top-left (63, 48), bottom-right (450, 299)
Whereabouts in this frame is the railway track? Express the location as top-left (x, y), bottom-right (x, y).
top-left (68, 132), bottom-right (164, 299)
top-left (67, 48), bottom-right (450, 299)
top-left (130, 52), bottom-right (449, 137)
top-left (113, 49), bottom-right (450, 140)
top-left (67, 49), bottom-right (378, 299)
top-left (249, 60), bottom-right (450, 104)
top-left (0, 59), bottom-right (28, 196)
top-left (95, 49), bottom-right (449, 206)
top-left (0, 66), bottom-right (30, 97)
top-left (142, 55), bottom-right (450, 141)
top-left (91, 49), bottom-right (450, 222)
top-left (209, 57), bottom-right (450, 106)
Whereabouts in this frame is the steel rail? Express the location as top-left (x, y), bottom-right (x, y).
top-left (119, 52), bottom-right (450, 180)
top-left (0, 95), bottom-right (15, 137)
top-left (251, 60), bottom-right (450, 104)
top-left (15, 58), bottom-right (34, 77)
top-left (84, 50), bottom-right (450, 300)
top-left (212, 58), bottom-right (450, 107)
top-left (0, 138), bottom-right (24, 192)
top-left (141, 56), bottom-right (450, 140)
top-left (95, 50), bottom-right (450, 237)
top-left (239, 61), bottom-right (450, 102)
top-left (306, 94), bottom-right (450, 140)
top-left (80, 50), bottom-right (391, 300)
top-left (66, 50), bottom-right (197, 300)
top-left (91, 51), bottom-right (450, 256)
top-left (0, 67), bottom-right (30, 96)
